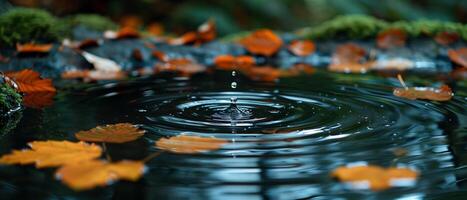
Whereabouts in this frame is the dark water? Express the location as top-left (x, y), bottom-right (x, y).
top-left (0, 70), bottom-right (466, 199)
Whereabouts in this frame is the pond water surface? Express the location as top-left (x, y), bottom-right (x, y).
top-left (0, 70), bottom-right (466, 199)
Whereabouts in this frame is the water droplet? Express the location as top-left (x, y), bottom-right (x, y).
top-left (232, 71), bottom-right (236, 76)
top-left (231, 82), bottom-right (237, 89)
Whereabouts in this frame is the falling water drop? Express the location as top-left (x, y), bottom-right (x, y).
top-left (232, 71), bottom-right (236, 77)
top-left (231, 82), bottom-right (237, 89)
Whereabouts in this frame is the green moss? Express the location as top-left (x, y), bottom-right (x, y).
top-left (302, 15), bottom-right (388, 39)
top-left (64, 14), bottom-right (118, 32)
top-left (0, 8), bottom-right (62, 46)
top-left (0, 83), bottom-right (22, 115)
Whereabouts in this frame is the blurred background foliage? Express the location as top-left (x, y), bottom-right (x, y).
top-left (1, 0), bottom-right (466, 36)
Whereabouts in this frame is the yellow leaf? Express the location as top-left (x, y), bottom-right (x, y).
top-left (331, 165), bottom-right (418, 191)
top-left (0, 140), bottom-right (101, 168)
top-left (56, 160), bottom-right (145, 191)
top-left (155, 135), bottom-right (228, 154)
top-left (75, 123), bottom-right (145, 143)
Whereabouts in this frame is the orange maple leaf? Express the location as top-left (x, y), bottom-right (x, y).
top-left (75, 123), bottom-right (145, 143)
top-left (5, 69), bottom-right (56, 93)
top-left (16, 43), bottom-right (53, 54)
top-left (56, 160), bottom-right (145, 191)
top-left (393, 74), bottom-right (453, 101)
top-left (288, 40), bottom-right (316, 56)
top-left (155, 58), bottom-right (207, 77)
top-left (155, 135), bottom-right (228, 154)
top-left (240, 29), bottom-right (283, 56)
top-left (331, 165), bottom-right (418, 191)
top-left (213, 55), bottom-right (256, 70)
top-left (0, 140), bottom-right (102, 168)
top-left (168, 19), bottom-right (216, 45)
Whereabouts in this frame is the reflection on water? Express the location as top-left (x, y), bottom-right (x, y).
top-left (0, 71), bottom-right (466, 199)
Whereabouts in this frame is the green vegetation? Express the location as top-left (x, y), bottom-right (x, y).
top-left (0, 8), bottom-right (62, 46)
top-left (0, 83), bottom-right (22, 115)
top-left (300, 15), bottom-right (467, 40)
top-left (63, 14), bottom-right (118, 32)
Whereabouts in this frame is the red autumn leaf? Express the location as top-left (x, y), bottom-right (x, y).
top-left (393, 74), bottom-right (453, 101)
top-left (16, 43), bottom-right (53, 54)
top-left (242, 66), bottom-right (281, 82)
top-left (213, 55), bottom-right (255, 70)
top-left (155, 58), bottom-right (206, 76)
top-left (240, 29), bottom-right (283, 56)
top-left (447, 47), bottom-right (467, 68)
top-left (168, 19), bottom-right (216, 45)
top-left (329, 43), bottom-right (373, 73)
top-left (5, 69), bottom-right (56, 93)
top-left (288, 40), bottom-right (316, 56)
top-left (434, 32), bottom-right (459, 45)
top-left (377, 29), bottom-right (407, 49)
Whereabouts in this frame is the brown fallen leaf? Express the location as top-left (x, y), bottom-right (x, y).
top-left (104, 27), bottom-right (140, 40)
top-left (155, 135), bottom-right (228, 154)
top-left (75, 123), bottom-right (145, 144)
top-left (0, 140), bottom-right (101, 168)
top-left (155, 58), bottom-right (206, 76)
top-left (119, 15), bottom-right (143, 29)
top-left (448, 47), bottom-right (467, 68)
top-left (240, 29), bottom-right (283, 56)
top-left (132, 49), bottom-right (143, 61)
top-left (152, 50), bottom-right (169, 62)
top-left (377, 29), bottom-right (407, 49)
top-left (61, 70), bottom-right (127, 81)
top-left (5, 69), bottom-right (56, 93)
top-left (393, 74), bottom-right (453, 101)
top-left (331, 165), bottom-right (418, 191)
top-left (329, 43), bottom-right (373, 73)
top-left (288, 40), bottom-right (316, 56)
top-left (16, 43), bottom-right (53, 54)
top-left (169, 19), bottom-right (216, 45)
top-left (243, 66), bottom-right (281, 82)
top-left (434, 32), bottom-right (459, 45)
top-left (280, 63), bottom-right (316, 77)
top-left (56, 160), bottom-right (145, 191)
top-left (147, 22), bottom-right (164, 36)
top-left (77, 39), bottom-right (100, 49)
top-left (213, 55), bottom-right (255, 70)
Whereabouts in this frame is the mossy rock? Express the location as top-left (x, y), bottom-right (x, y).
top-left (64, 14), bottom-right (118, 32)
top-left (302, 15), bottom-right (388, 39)
top-left (0, 83), bottom-right (22, 115)
top-left (0, 8), bottom-right (62, 46)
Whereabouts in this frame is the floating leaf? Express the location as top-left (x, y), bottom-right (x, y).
top-left (56, 160), bottom-right (145, 191)
top-left (169, 19), bottom-right (216, 45)
top-left (213, 55), bottom-right (255, 70)
top-left (329, 43), bottom-right (373, 73)
top-left (434, 32), bottom-right (459, 45)
top-left (5, 69), bottom-right (56, 93)
top-left (288, 40), bottom-right (316, 56)
top-left (331, 164), bottom-right (418, 191)
top-left (155, 135), bottom-right (228, 154)
top-left (155, 58), bottom-right (206, 76)
top-left (16, 43), bottom-right (53, 54)
top-left (393, 74), bottom-right (453, 101)
top-left (240, 29), bottom-right (283, 56)
top-left (448, 48), bottom-right (467, 68)
top-left (75, 123), bottom-right (145, 143)
top-left (376, 29), bottom-right (406, 49)
top-left (0, 141), bottom-right (101, 168)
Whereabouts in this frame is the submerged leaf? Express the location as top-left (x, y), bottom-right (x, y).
top-left (155, 135), bottom-right (228, 154)
top-left (240, 29), bottom-right (283, 56)
top-left (331, 165), bottom-right (418, 191)
top-left (376, 29), bottom-right (406, 49)
top-left (0, 141), bottom-right (101, 168)
top-left (288, 40), bottom-right (316, 56)
top-left (16, 43), bottom-right (53, 54)
top-left (75, 123), bottom-right (145, 143)
top-left (448, 48), bottom-right (467, 68)
top-left (56, 160), bottom-right (145, 191)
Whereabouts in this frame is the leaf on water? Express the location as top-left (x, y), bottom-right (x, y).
top-left (376, 29), bottom-right (406, 49)
top-left (328, 43), bottom-right (373, 73)
top-left (155, 135), bottom-right (228, 154)
top-left (168, 19), bottom-right (216, 45)
top-left (104, 27), bottom-right (140, 39)
top-left (331, 165), bottom-right (418, 191)
top-left (5, 69), bottom-right (56, 93)
top-left (56, 160), bottom-right (145, 191)
top-left (22, 91), bottom-right (55, 109)
top-left (75, 123), bottom-right (145, 143)
top-left (16, 43), bottom-right (53, 54)
top-left (434, 32), bottom-right (459, 46)
top-left (393, 74), bottom-right (453, 101)
top-left (213, 55), bottom-right (256, 70)
top-left (243, 66), bottom-right (281, 82)
top-left (240, 29), bottom-right (283, 56)
top-left (448, 47), bottom-right (467, 68)
top-left (288, 40), bottom-right (316, 56)
top-left (155, 58), bottom-right (206, 77)
top-left (0, 140), bottom-right (101, 168)
top-left (280, 63), bottom-right (316, 77)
